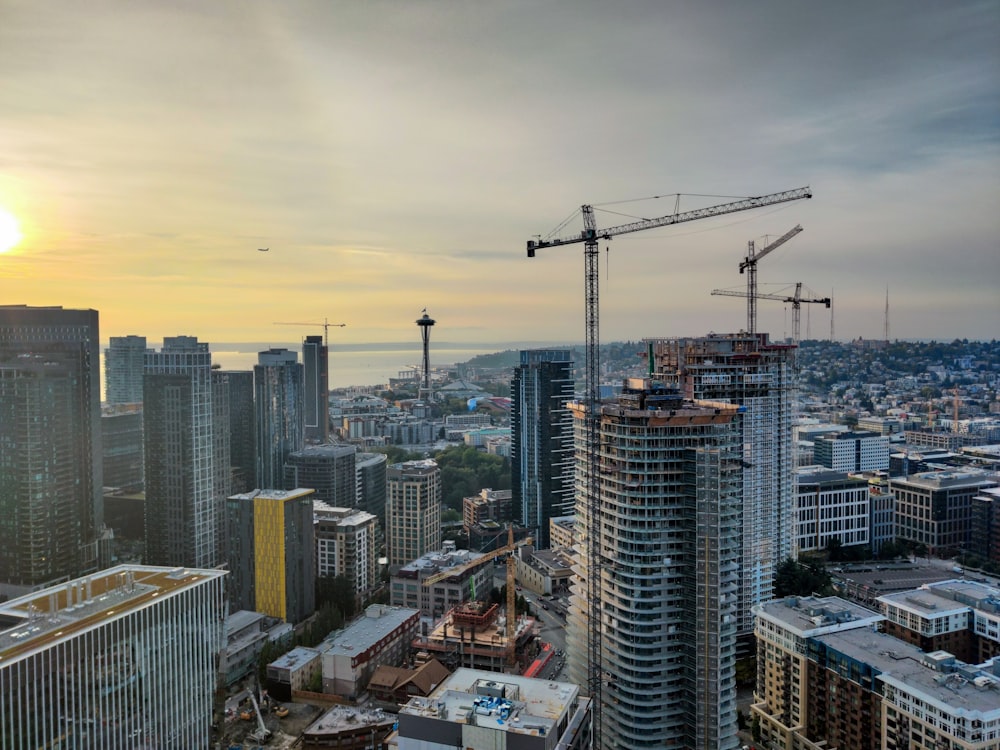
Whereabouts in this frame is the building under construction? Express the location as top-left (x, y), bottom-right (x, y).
top-left (646, 332), bottom-right (795, 640)
top-left (411, 601), bottom-right (540, 674)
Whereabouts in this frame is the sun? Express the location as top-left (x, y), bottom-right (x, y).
top-left (0, 208), bottom-right (23, 253)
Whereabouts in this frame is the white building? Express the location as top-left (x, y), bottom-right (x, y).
top-left (0, 564), bottom-right (226, 749)
top-left (795, 467), bottom-right (871, 554)
top-left (314, 503), bottom-right (378, 599)
top-left (396, 668), bottom-right (592, 750)
top-left (814, 430), bottom-right (890, 472)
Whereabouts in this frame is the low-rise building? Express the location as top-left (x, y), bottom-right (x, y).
top-left (319, 604), bottom-right (421, 699)
top-left (795, 468), bottom-right (871, 554)
top-left (368, 657), bottom-right (450, 707)
top-left (548, 516), bottom-right (576, 551)
top-left (221, 609), bottom-right (270, 687)
top-left (395, 668), bottom-right (592, 750)
top-left (302, 705), bottom-right (397, 750)
top-left (267, 645), bottom-right (322, 700)
top-left (390, 542), bottom-right (493, 618)
top-left (514, 546), bottom-right (573, 596)
top-left (463, 488), bottom-right (513, 531)
top-left (972, 486), bottom-right (1000, 563)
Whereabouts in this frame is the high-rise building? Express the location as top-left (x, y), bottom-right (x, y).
top-left (512, 349), bottom-right (574, 549)
top-left (386, 459), bottom-right (442, 569)
top-left (102, 403), bottom-right (144, 492)
top-left (0, 305), bottom-right (102, 590)
top-left (356, 451), bottom-right (388, 528)
top-left (284, 444), bottom-right (357, 506)
top-left (144, 336), bottom-right (230, 568)
top-left (104, 334), bottom-right (146, 404)
top-left (227, 488), bottom-right (315, 624)
top-left (220, 370), bottom-right (255, 493)
top-left (254, 348), bottom-right (303, 489)
top-left (303, 334), bottom-right (329, 443)
top-left (648, 332), bottom-right (795, 638)
top-left (0, 564), bottom-right (227, 749)
top-left (314, 504), bottom-right (378, 600)
top-left (566, 380), bottom-right (744, 748)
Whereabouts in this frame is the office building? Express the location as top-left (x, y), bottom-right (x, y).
top-left (648, 332), bottom-right (795, 638)
top-left (144, 336), bottom-right (230, 568)
top-left (303, 334), bottom-right (329, 443)
top-left (512, 349), bottom-right (574, 549)
top-left (795, 467), bottom-right (871, 554)
top-left (104, 334), bottom-right (146, 404)
top-left (227, 488), bottom-right (316, 624)
top-left (396, 668), bottom-right (592, 750)
top-left (356, 451), bottom-right (388, 528)
top-left (254, 348), bottom-right (304, 490)
top-left (314, 504), bottom-right (378, 600)
top-left (101, 403), bottom-right (144, 492)
top-left (972, 486), bottom-right (1000, 564)
top-left (814, 429), bottom-right (890, 472)
top-left (566, 379), bottom-right (743, 749)
top-left (892, 470), bottom-right (998, 556)
top-left (221, 370), bottom-right (255, 493)
top-left (284, 444), bottom-right (357, 506)
top-left (0, 305), bottom-right (102, 590)
top-left (462, 488), bottom-right (513, 532)
top-left (386, 459), bottom-right (442, 569)
top-left (0, 564), bottom-right (226, 749)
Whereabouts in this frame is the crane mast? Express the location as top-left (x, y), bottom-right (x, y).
top-left (739, 224), bottom-right (803, 335)
top-left (527, 186), bottom-right (811, 746)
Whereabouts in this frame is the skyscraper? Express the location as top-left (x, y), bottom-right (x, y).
top-left (144, 336), bottom-right (230, 568)
top-left (566, 379), bottom-right (743, 748)
top-left (303, 334), bottom-right (329, 443)
top-left (227, 488), bottom-right (315, 624)
top-left (254, 348), bottom-right (303, 489)
top-left (386, 459), bottom-right (442, 569)
top-left (104, 334), bottom-right (146, 404)
top-left (647, 332), bottom-right (795, 639)
top-left (220, 370), bottom-right (255, 493)
top-left (0, 305), bottom-right (102, 590)
top-left (0, 564), bottom-right (227, 748)
top-left (512, 349), bottom-right (574, 549)
top-left (284, 444), bottom-right (357, 506)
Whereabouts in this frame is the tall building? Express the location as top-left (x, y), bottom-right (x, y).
top-left (227, 488), bottom-right (315, 624)
top-left (0, 564), bottom-right (227, 749)
top-left (356, 451), bottom-right (388, 528)
top-left (512, 349), bottom-right (574, 549)
top-left (0, 305), bottom-right (102, 590)
top-left (303, 334), bottom-right (329, 443)
top-left (566, 380), bottom-right (743, 749)
top-left (284, 444), bottom-right (357, 506)
top-left (102, 403), bottom-right (144, 492)
top-left (104, 334), bottom-right (146, 404)
top-left (221, 370), bottom-right (255, 493)
top-left (314, 504), bottom-right (378, 600)
top-left (254, 348), bottom-right (303, 489)
top-left (814, 430), bottom-right (890, 472)
top-left (386, 459), bottom-right (442, 569)
top-left (648, 332), bottom-right (795, 637)
top-left (144, 336), bottom-right (231, 568)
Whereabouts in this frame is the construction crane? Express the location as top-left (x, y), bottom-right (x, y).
top-left (421, 527), bottom-right (530, 669)
top-left (527, 186), bottom-right (811, 742)
top-left (273, 318), bottom-right (346, 346)
top-left (739, 225), bottom-right (803, 335)
top-left (711, 283), bottom-right (830, 343)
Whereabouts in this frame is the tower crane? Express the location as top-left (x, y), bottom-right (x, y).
top-left (739, 225), bottom-right (803, 335)
top-left (526, 186), bottom-right (811, 742)
top-left (273, 318), bottom-right (346, 346)
top-left (711, 282), bottom-right (830, 343)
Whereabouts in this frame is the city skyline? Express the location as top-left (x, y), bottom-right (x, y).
top-left (1, 2), bottom-right (997, 345)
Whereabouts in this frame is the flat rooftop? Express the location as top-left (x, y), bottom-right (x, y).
top-left (755, 595), bottom-right (883, 637)
top-left (401, 668), bottom-right (579, 737)
top-left (0, 565), bottom-right (226, 664)
top-left (304, 705), bottom-right (395, 736)
top-left (878, 589), bottom-right (972, 619)
top-left (321, 605), bottom-right (419, 658)
top-left (817, 629), bottom-right (1000, 716)
top-left (270, 645), bottom-right (320, 671)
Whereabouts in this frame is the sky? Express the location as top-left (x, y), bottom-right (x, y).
top-left (1, 0), bottom-right (998, 347)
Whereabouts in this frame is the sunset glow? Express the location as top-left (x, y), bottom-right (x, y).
top-left (0, 209), bottom-right (22, 254)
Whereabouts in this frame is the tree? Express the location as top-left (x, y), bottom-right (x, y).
top-left (315, 574), bottom-right (357, 620)
top-left (774, 558), bottom-right (832, 598)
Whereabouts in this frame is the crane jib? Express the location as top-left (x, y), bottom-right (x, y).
top-left (527, 186), bottom-right (811, 255)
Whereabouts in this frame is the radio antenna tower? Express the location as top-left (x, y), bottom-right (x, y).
top-left (884, 286), bottom-right (890, 343)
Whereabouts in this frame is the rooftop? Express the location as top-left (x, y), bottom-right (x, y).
top-left (269, 645), bottom-right (320, 670)
top-left (892, 469), bottom-right (998, 490)
top-left (303, 705), bottom-right (395, 737)
top-left (0, 565), bottom-right (226, 664)
top-left (400, 668), bottom-right (579, 738)
top-left (755, 595), bottom-right (883, 637)
top-left (228, 487), bottom-right (315, 502)
top-left (817, 630), bottom-right (1000, 716)
top-left (321, 605), bottom-right (420, 658)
